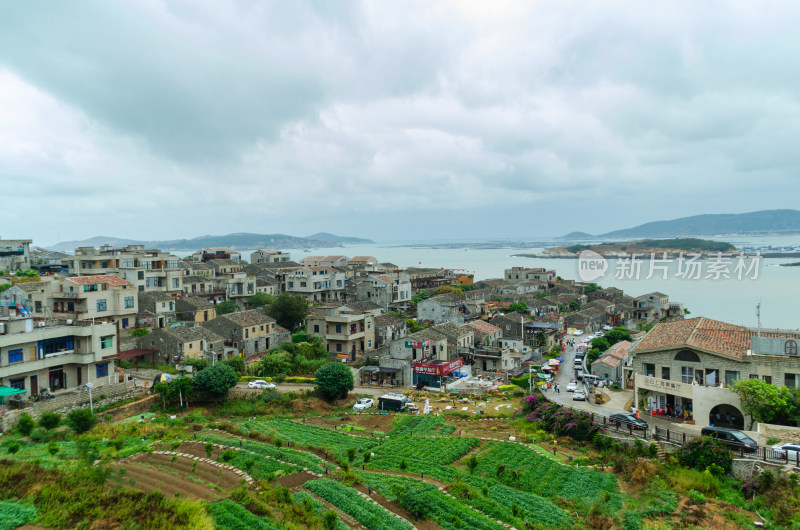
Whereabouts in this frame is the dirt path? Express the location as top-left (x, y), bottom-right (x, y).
top-left (362, 468), bottom-right (449, 490)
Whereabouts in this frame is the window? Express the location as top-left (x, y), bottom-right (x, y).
top-left (661, 367), bottom-right (670, 380)
top-left (8, 349), bottom-right (23, 364)
top-left (34, 301), bottom-right (42, 313)
top-left (97, 299), bottom-right (107, 312)
top-left (146, 277), bottom-right (159, 287)
top-left (314, 325), bottom-right (320, 333)
top-left (336, 344), bottom-right (342, 352)
top-left (122, 318), bottom-right (129, 328)
top-left (38, 337), bottom-right (74, 357)
top-left (368, 340), bottom-right (372, 348)
top-left (762, 375), bottom-right (772, 384)
top-left (96, 363), bottom-right (109, 378)
top-left (786, 373), bottom-right (800, 389)
top-left (121, 259), bottom-right (135, 267)
top-left (138, 271), bottom-right (144, 280)
top-left (786, 340), bottom-right (798, 356)
top-left (83, 284), bottom-right (98, 292)
top-left (336, 325), bottom-right (342, 333)
top-left (675, 350), bottom-right (701, 362)
top-left (9, 378), bottom-right (25, 390)
top-left (644, 363), bottom-right (655, 377)
top-left (367, 321), bottom-right (371, 329)
top-left (101, 336), bottom-right (113, 349)
top-left (726, 370), bottom-right (740, 388)
top-left (749, 374), bottom-right (759, 379)
top-left (124, 296), bottom-right (134, 308)
top-left (681, 366), bottom-right (694, 384)
top-left (172, 278), bottom-right (180, 289)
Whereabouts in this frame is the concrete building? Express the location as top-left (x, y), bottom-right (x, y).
top-left (630, 317), bottom-right (800, 429)
top-left (64, 245), bottom-right (183, 293)
top-left (307, 306), bottom-right (376, 361)
top-left (354, 273), bottom-right (412, 310)
top-left (190, 248), bottom-right (242, 263)
top-left (467, 320), bottom-right (502, 348)
top-left (285, 267), bottom-right (346, 302)
top-left (504, 266), bottom-right (555, 283)
top-left (591, 340), bottom-right (632, 382)
top-left (0, 239), bottom-right (32, 272)
top-left (299, 256), bottom-right (349, 268)
top-left (53, 276), bottom-right (138, 329)
top-left (374, 314), bottom-right (408, 348)
top-left (202, 310), bottom-right (277, 356)
top-left (138, 326), bottom-right (225, 363)
top-left (250, 249), bottom-right (291, 264)
top-left (0, 317), bottom-right (117, 395)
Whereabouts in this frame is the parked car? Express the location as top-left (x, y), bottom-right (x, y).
top-left (566, 380), bottom-right (578, 392)
top-left (248, 380), bottom-right (276, 389)
top-left (700, 426), bottom-right (758, 453)
top-left (609, 412), bottom-right (649, 431)
top-left (572, 330), bottom-right (584, 336)
top-left (353, 398), bottom-right (375, 411)
top-left (603, 325), bottom-right (613, 331)
top-left (771, 443), bottom-right (800, 460)
top-left (573, 390), bottom-right (586, 401)
top-left (576, 369), bottom-right (584, 380)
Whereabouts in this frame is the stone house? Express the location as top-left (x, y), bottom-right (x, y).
top-left (430, 322), bottom-right (474, 359)
top-left (467, 320), bottom-right (502, 348)
top-left (175, 297), bottom-right (216, 324)
top-left (630, 317), bottom-right (800, 429)
top-left (591, 340), bottom-right (632, 382)
top-left (354, 273), bottom-right (412, 310)
top-left (139, 326), bottom-right (225, 363)
top-left (182, 261), bottom-right (215, 278)
top-left (306, 306), bottom-right (376, 361)
top-left (504, 267), bottom-right (555, 283)
top-left (202, 310), bottom-right (277, 356)
top-left (180, 275), bottom-right (223, 302)
top-left (137, 291), bottom-right (176, 329)
top-left (285, 267), bottom-right (346, 302)
top-left (416, 293), bottom-right (466, 325)
top-left (250, 249), bottom-right (291, 264)
top-left (374, 314), bottom-right (408, 347)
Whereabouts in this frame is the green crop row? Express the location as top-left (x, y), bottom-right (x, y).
top-left (0, 500), bottom-right (38, 529)
top-left (291, 492), bottom-right (349, 530)
top-left (207, 499), bottom-right (279, 529)
top-left (218, 449), bottom-right (299, 480)
top-left (357, 473), bottom-right (504, 530)
top-left (390, 415), bottom-right (444, 436)
top-left (305, 478), bottom-right (412, 530)
top-left (245, 420), bottom-right (377, 458)
top-left (198, 434), bottom-right (329, 474)
top-left (473, 442), bottom-right (621, 509)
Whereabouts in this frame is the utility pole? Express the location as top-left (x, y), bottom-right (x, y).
top-left (86, 382), bottom-right (94, 414)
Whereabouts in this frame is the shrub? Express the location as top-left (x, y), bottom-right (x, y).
top-left (38, 412), bottom-right (61, 430)
top-left (766, 437), bottom-right (780, 446)
top-left (205, 443), bottom-right (214, 458)
top-left (675, 436), bottom-right (732, 475)
top-left (221, 450), bottom-right (237, 462)
top-left (29, 427), bottom-right (48, 443)
top-left (687, 489), bottom-right (706, 504)
top-left (6, 441), bottom-right (21, 454)
top-left (65, 408), bottom-right (98, 434)
top-left (193, 363), bottom-right (238, 401)
top-left (16, 413), bottom-right (34, 436)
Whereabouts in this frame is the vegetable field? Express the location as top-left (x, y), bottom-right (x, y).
top-left (305, 478), bottom-right (412, 530)
top-left (207, 499), bottom-right (279, 529)
top-left (0, 500), bottom-right (37, 529)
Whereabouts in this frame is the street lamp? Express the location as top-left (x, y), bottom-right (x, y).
top-left (86, 382), bottom-right (94, 414)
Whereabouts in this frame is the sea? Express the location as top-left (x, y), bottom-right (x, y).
top-left (238, 234), bottom-right (800, 330)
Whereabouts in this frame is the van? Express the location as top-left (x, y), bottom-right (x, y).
top-left (583, 374), bottom-right (601, 385)
top-left (576, 369), bottom-right (584, 381)
top-left (700, 426), bottom-right (758, 453)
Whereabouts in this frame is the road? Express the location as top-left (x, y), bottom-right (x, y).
top-left (234, 382), bottom-right (394, 398)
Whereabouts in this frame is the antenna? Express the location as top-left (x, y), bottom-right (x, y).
top-left (756, 303), bottom-right (761, 337)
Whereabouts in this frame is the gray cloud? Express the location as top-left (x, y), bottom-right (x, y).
top-left (1, 1), bottom-right (799, 244)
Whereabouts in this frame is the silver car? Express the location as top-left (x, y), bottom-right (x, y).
top-left (248, 380), bottom-right (276, 389)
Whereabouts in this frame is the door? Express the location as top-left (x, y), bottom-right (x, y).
top-left (30, 375), bottom-right (38, 395)
top-left (77, 367), bottom-right (82, 386)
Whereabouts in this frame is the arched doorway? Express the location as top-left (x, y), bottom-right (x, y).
top-left (709, 404), bottom-right (744, 429)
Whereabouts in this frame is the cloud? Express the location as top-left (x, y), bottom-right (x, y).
top-left (1, 1), bottom-right (799, 243)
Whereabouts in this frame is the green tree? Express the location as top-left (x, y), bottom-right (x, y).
top-left (193, 363), bottom-right (238, 402)
top-left (215, 300), bottom-right (239, 315)
top-left (222, 356), bottom-right (245, 375)
top-left (155, 377), bottom-right (195, 408)
top-left (586, 348), bottom-right (601, 367)
top-left (38, 412), bottom-right (61, 430)
top-left (733, 379), bottom-right (791, 428)
top-left (266, 293), bottom-right (310, 331)
top-left (584, 283), bottom-right (601, 294)
top-left (533, 331), bottom-right (547, 349)
top-left (590, 337), bottom-right (610, 352)
top-left (314, 362), bottom-right (354, 402)
top-left (184, 358), bottom-right (209, 372)
top-left (0, 283), bottom-right (11, 293)
top-left (130, 328), bottom-right (150, 337)
top-left (248, 292), bottom-right (275, 309)
top-left (675, 436), bottom-right (733, 474)
top-left (507, 302), bottom-right (529, 313)
top-left (65, 408), bottom-right (98, 434)
top-left (604, 329), bottom-right (632, 346)
top-left (568, 300), bottom-right (580, 310)
top-left (432, 285), bottom-right (464, 297)
top-left (16, 413), bottom-right (34, 436)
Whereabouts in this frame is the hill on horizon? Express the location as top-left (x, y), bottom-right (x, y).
top-left (46, 232), bottom-right (373, 253)
top-left (558, 209), bottom-right (800, 239)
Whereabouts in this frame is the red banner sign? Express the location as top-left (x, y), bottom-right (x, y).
top-left (413, 357), bottom-right (463, 376)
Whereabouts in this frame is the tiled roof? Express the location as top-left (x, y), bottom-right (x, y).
top-left (340, 301), bottom-right (382, 313)
top-left (467, 320), bottom-right (501, 335)
top-left (308, 266), bottom-right (337, 273)
top-left (138, 291), bottom-right (175, 302)
top-left (593, 355), bottom-right (622, 368)
top-left (631, 317), bottom-right (754, 360)
top-left (322, 256), bottom-right (346, 261)
top-left (603, 340), bottom-right (632, 360)
top-left (300, 256), bottom-right (324, 263)
top-left (176, 297), bottom-right (213, 309)
top-left (371, 274), bottom-right (398, 284)
top-left (208, 259), bottom-right (240, 267)
top-left (14, 281), bottom-right (48, 292)
top-left (423, 293), bottom-right (464, 306)
top-left (350, 256), bottom-right (375, 262)
top-left (218, 309), bottom-right (276, 327)
top-left (188, 262), bottom-right (212, 270)
top-left (375, 314), bottom-right (406, 327)
top-left (66, 275), bottom-right (132, 287)
top-left (182, 275), bottom-right (212, 284)
top-left (432, 322), bottom-right (473, 339)
top-left (408, 328), bottom-right (448, 343)
top-left (162, 326), bottom-right (223, 343)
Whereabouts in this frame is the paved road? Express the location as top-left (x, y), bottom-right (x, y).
top-left (234, 382), bottom-right (401, 398)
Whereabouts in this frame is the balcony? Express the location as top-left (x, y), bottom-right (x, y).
top-left (326, 330), bottom-right (365, 341)
top-left (54, 292), bottom-right (79, 299)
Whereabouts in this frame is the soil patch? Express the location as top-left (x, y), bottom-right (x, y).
top-left (277, 471), bottom-right (318, 490)
top-left (110, 461), bottom-right (223, 501)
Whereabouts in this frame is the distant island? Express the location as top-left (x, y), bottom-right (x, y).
top-left (558, 209), bottom-right (800, 239)
top-left (47, 232), bottom-right (374, 253)
top-left (554, 238), bottom-right (736, 256)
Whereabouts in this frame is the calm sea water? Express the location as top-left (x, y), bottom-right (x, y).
top-left (193, 235), bottom-right (800, 329)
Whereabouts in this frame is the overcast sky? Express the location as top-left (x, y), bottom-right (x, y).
top-left (2, 1), bottom-right (799, 246)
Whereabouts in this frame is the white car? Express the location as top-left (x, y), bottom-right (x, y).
top-left (353, 398), bottom-right (375, 411)
top-left (772, 443), bottom-right (800, 460)
top-left (573, 390), bottom-right (586, 401)
top-left (566, 380), bottom-right (578, 392)
top-left (594, 331), bottom-right (604, 337)
top-left (572, 330), bottom-right (584, 336)
top-left (248, 380), bottom-right (276, 389)
top-left (603, 325), bottom-right (613, 331)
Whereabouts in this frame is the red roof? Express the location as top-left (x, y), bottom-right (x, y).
top-left (66, 275), bottom-right (132, 287)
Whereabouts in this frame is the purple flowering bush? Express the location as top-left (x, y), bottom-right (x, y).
top-left (518, 392), bottom-right (602, 442)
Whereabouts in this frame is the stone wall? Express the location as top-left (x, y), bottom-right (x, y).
top-left (758, 423), bottom-right (800, 444)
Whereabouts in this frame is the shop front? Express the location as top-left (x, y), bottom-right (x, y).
top-left (413, 357), bottom-right (463, 389)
